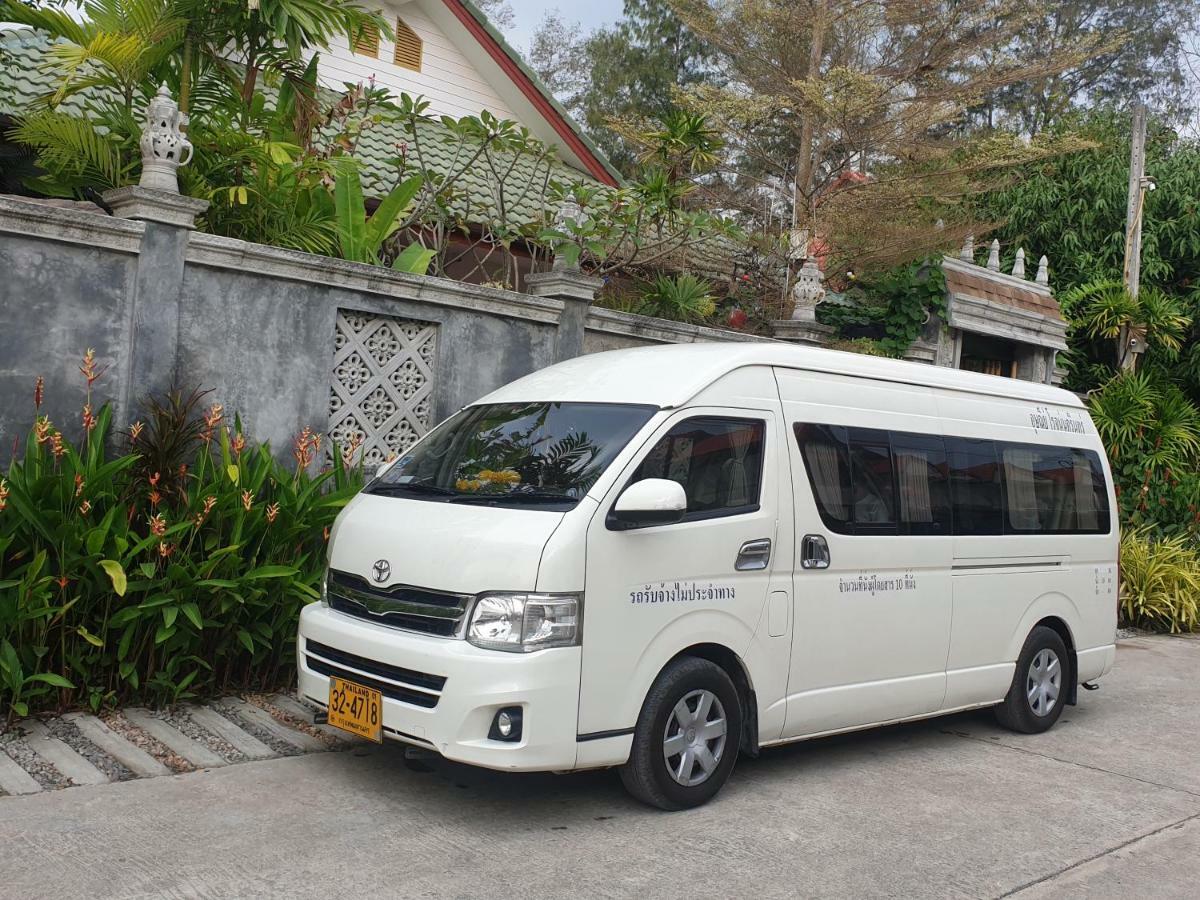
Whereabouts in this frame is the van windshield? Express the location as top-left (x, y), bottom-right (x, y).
top-left (364, 402), bottom-right (657, 510)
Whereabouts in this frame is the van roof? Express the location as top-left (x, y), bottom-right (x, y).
top-left (477, 343), bottom-right (1085, 409)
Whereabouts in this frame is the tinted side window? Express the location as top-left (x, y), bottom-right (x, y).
top-left (946, 438), bottom-right (1003, 535)
top-left (633, 417), bottom-right (765, 518)
top-left (847, 429), bottom-right (897, 532)
top-left (892, 433), bottom-right (952, 535)
top-left (795, 423), bottom-right (852, 532)
top-left (1001, 444), bottom-right (1112, 534)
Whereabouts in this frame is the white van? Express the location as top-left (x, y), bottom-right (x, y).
top-left (298, 344), bottom-right (1118, 809)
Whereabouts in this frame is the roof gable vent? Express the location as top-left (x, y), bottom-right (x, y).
top-left (352, 22), bottom-right (380, 58)
top-left (393, 18), bottom-right (422, 71)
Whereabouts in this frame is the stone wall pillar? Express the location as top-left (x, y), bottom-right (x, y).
top-left (526, 268), bottom-right (600, 362)
top-left (100, 83), bottom-right (208, 423)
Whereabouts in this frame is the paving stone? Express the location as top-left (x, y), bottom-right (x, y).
top-left (62, 713), bottom-right (171, 778)
top-left (0, 747), bottom-right (43, 795)
top-left (122, 709), bottom-right (228, 769)
top-left (213, 698), bottom-right (327, 753)
top-left (184, 705), bottom-right (277, 761)
top-left (19, 721), bottom-right (109, 786)
top-left (268, 693), bottom-right (354, 744)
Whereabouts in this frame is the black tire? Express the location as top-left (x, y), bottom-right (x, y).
top-left (619, 656), bottom-right (742, 810)
top-left (994, 625), bottom-right (1070, 734)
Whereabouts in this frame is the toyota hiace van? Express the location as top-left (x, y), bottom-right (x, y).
top-left (298, 344), bottom-right (1118, 809)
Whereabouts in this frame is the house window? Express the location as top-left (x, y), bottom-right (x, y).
top-left (394, 18), bottom-right (422, 71)
top-left (352, 23), bottom-right (380, 58)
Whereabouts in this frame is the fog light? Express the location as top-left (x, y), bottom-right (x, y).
top-left (488, 706), bottom-right (522, 742)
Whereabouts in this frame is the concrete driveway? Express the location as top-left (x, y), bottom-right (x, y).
top-left (1, 634), bottom-right (1197, 899)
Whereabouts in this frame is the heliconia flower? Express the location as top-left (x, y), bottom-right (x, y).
top-left (81, 403), bottom-right (96, 432)
top-left (201, 404), bottom-right (224, 443)
top-left (202, 495), bottom-right (217, 515)
top-left (74, 473), bottom-right (84, 497)
top-left (149, 513), bottom-right (167, 537)
top-left (323, 526), bottom-right (330, 541)
top-left (241, 490), bottom-right (253, 511)
top-left (50, 433), bottom-right (65, 459)
top-left (293, 426), bottom-right (319, 469)
top-left (149, 471), bottom-right (161, 487)
top-left (34, 417), bottom-right (52, 445)
top-left (34, 376), bottom-right (44, 410)
top-left (130, 421), bottom-right (144, 442)
top-left (79, 348), bottom-right (108, 387)
top-left (55, 576), bottom-right (69, 589)
top-left (341, 434), bottom-right (364, 467)
top-left (158, 542), bottom-right (175, 558)
top-left (149, 490), bottom-right (162, 507)
top-left (0, 478), bottom-right (9, 513)
top-left (231, 432), bottom-right (246, 455)
top-left (265, 502), bottom-right (280, 523)
top-left (79, 500), bottom-right (91, 515)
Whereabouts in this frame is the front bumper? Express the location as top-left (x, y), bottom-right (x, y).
top-left (297, 602), bottom-right (582, 771)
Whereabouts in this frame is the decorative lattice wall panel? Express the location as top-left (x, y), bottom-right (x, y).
top-left (329, 310), bottom-right (437, 466)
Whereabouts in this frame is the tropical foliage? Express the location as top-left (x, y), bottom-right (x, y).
top-left (1119, 530), bottom-right (1200, 634)
top-left (2, 0), bottom-right (741, 301)
top-left (0, 356), bottom-right (363, 721)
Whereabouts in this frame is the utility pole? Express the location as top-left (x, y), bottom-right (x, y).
top-left (1120, 99), bottom-right (1151, 370)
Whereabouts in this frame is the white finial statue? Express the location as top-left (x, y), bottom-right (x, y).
top-left (1012, 247), bottom-right (1026, 279)
top-left (138, 83), bottom-right (192, 193)
top-left (959, 234), bottom-right (974, 262)
top-left (790, 258), bottom-right (826, 323)
top-left (1035, 255), bottom-right (1049, 286)
top-left (554, 197), bottom-right (582, 229)
top-left (986, 239), bottom-right (1000, 271)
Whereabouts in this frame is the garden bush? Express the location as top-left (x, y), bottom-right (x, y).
top-left (1119, 530), bottom-right (1200, 634)
top-left (0, 355), bottom-right (362, 721)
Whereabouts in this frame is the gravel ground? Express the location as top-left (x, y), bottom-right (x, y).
top-left (215, 701), bottom-right (304, 757)
top-left (47, 718), bottom-right (134, 782)
top-left (0, 731), bottom-right (70, 790)
top-left (247, 694), bottom-right (339, 748)
top-left (160, 707), bottom-right (245, 763)
top-left (1117, 627), bottom-right (1143, 640)
top-left (101, 712), bottom-right (195, 774)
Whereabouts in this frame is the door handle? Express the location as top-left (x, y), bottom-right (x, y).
top-left (735, 538), bottom-right (772, 571)
top-left (800, 534), bottom-right (830, 570)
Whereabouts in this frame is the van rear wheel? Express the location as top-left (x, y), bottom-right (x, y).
top-left (619, 656), bottom-right (742, 810)
top-left (994, 626), bottom-right (1069, 734)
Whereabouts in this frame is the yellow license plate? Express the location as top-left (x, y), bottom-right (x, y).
top-left (327, 677), bottom-right (383, 743)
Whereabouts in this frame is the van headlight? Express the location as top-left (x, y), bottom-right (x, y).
top-left (466, 593), bottom-right (581, 652)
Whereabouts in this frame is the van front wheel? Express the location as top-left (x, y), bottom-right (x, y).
top-left (994, 625), bottom-right (1069, 734)
top-left (619, 656), bottom-right (742, 810)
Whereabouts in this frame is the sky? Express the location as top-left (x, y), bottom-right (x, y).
top-left (505, 0), bottom-right (623, 52)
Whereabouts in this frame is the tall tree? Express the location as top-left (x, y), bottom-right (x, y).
top-left (983, 0), bottom-right (1195, 134)
top-left (669, 0), bottom-right (1106, 272)
top-left (529, 0), bottom-right (718, 174)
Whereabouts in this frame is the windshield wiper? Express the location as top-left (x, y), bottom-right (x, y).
top-left (450, 491), bottom-right (575, 505)
top-left (365, 480), bottom-right (456, 498)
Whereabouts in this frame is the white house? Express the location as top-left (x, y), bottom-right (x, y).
top-left (306, 0), bottom-right (619, 187)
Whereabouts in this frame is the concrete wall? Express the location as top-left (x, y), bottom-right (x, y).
top-left (0, 195), bottom-right (763, 456)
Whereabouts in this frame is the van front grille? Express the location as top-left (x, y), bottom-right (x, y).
top-left (326, 570), bottom-right (471, 637)
top-left (304, 638), bottom-right (445, 709)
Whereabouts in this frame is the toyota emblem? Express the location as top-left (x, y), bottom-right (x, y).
top-left (371, 559), bottom-right (391, 584)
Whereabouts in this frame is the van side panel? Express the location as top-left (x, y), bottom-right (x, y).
top-left (935, 390), bottom-right (1119, 707)
top-left (775, 368), bottom-right (954, 737)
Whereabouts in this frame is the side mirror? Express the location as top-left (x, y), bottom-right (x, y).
top-left (608, 478), bottom-right (688, 530)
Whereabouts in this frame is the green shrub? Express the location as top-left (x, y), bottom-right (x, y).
top-left (1119, 530), bottom-right (1200, 634)
top-left (638, 273), bottom-right (717, 322)
top-left (1088, 371), bottom-right (1200, 540)
top-left (0, 357), bottom-right (362, 721)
